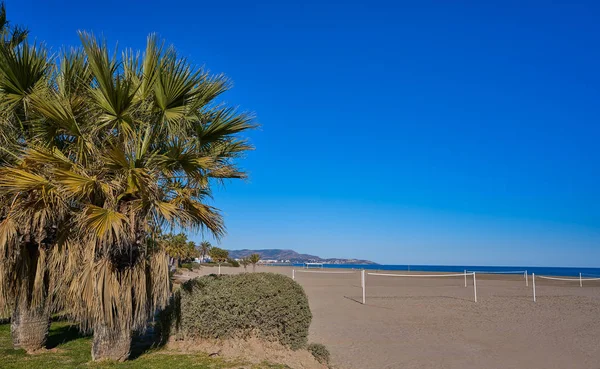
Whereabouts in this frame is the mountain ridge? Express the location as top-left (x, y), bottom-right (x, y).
top-left (227, 248), bottom-right (377, 265)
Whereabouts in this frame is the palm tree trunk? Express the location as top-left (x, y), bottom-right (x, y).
top-left (91, 323), bottom-right (131, 362)
top-left (11, 301), bottom-right (50, 352)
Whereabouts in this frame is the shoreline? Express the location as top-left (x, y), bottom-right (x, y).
top-left (257, 263), bottom-right (600, 277)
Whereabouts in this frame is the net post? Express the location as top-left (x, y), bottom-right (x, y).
top-left (218, 264), bottom-right (221, 275)
top-left (464, 270), bottom-right (467, 287)
top-left (525, 270), bottom-right (528, 287)
top-left (292, 269), bottom-right (295, 280)
top-left (532, 273), bottom-right (536, 302)
top-left (473, 272), bottom-right (477, 302)
top-left (361, 269), bottom-right (366, 305)
top-left (580, 273), bottom-right (582, 287)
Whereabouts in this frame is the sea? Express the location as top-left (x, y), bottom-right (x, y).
top-left (288, 264), bottom-right (600, 277)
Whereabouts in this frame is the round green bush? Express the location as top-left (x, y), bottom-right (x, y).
top-left (160, 272), bottom-right (312, 349)
top-left (227, 258), bottom-right (240, 267)
top-left (307, 343), bottom-right (330, 364)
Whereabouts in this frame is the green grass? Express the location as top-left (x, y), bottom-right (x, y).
top-left (0, 322), bottom-right (289, 369)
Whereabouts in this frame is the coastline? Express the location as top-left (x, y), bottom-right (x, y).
top-left (261, 263), bottom-right (600, 277)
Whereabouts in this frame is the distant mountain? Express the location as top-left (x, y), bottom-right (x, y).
top-left (227, 249), bottom-right (377, 265)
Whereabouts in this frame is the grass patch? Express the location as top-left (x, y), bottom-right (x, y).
top-left (0, 322), bottom-right (289, 369)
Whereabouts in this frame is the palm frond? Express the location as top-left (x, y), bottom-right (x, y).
top-left (79, 32), bottom-right (138, 136)
top-left (0, 42), bottom-right (48, 111)
top-left (197, 107), bottom-right (256, 146)
top-left (0, 167), bottom-right (51, 193)
top-left (80, 205), bottom-right (128, 245)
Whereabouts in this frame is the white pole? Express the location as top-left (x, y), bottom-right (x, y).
top-left (464, 269), bottom-right (467, 288)
top-left (292, 269), bottom-right (295, 280)
top-left (361, 269), bottom-right (366, 305)
top-left (525, 270), bottom-right (528, 287)
top-left (473, 272), bottom-right (477, 303)
top-left (532, 273), bottom-right (536, 302)
top-left (218, 264), bottom-right (221, 275)
top-left (580, 272), bottom-right (582, 288)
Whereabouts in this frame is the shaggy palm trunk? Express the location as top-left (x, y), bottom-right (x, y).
top-left (11, 242), bottom-right (51, 352)
top-left (91, 324), bottom-right (131, 362)
top-left (11, 302), bottom-right (50, 352)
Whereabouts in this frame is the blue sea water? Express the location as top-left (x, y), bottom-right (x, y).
top-left (291, 264), bottom-right (600, 277)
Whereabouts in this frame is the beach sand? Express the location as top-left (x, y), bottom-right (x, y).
top-left (185, 266), bottom-right (600, 369)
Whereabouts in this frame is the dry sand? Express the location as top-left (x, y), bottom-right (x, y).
top-left (185, 266), bottom-right (600, 369)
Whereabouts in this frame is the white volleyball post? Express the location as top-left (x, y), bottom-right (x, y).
top-left (473, 272), bottom-right (477, 302)
top-left (218, 264), bottom-right (221, 275)
top-left (525, 270), bottom-right (528, 287)
top-left (532, 273), bottom-right (536, 302)
top-left (361, 269), bottom-right (366, 305)
top-left (464, 270), bottom-right (467, 287)
top-left (292, 269), bottom-right (295, 280)
top-left (580, 273), bottom-right (582, 287)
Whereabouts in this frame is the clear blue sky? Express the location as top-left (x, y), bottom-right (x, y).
top-left (10, 0), bottom-right (600, 266)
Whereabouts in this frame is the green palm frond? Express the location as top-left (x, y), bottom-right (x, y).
top-left (80, 205), bottom-right (128, 244)
top-left (79, 32), bottom-right (138, 136)
top-left (187, 73), bottom-right (230, 111)
top-left (0, 3), bottom-right (28, 48)
top-left (54, 168), bottom-right (106, 201)
top-left (23, 146), bottom-right (73, 169)
top-left (151, 140), bottom-right (214, 180)
top-left (153, 47), bottom-right (205, 130)
top-left (197, 107), bottom-right (256, 146)
top-left (56, 47), bottom-right (91, 98)
top-left (0, 167), bottom-right (51, 193)
top-left (123, 34), bottom-right (162, 102)
top-left (0, 42), bottom-right (48, 111)
top-left (29, 86), bottom-right (83, 138)
top-left (180, 199), bottom-right (224, 238)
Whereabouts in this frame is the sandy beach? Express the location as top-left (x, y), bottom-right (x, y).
top-left (186, 266), bottom-right (600, 369)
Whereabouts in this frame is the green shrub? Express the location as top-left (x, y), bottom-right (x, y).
top-left (227, 258), bottom-right (240, 267)
top-left (307, 343), bottom-right (330, 364)
top-left (202, 262), bottom-right (233, 267)
top-left (179, 262), bottom-right (200, 271)
top-left (160, 273), bottom-right (312, 349)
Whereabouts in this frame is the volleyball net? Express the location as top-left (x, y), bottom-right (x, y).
top-left (466, 270), bottom-right (529, 286)
top-left (362, 271), bottom-right (478, 304)
top-left (290, 267), bottom-right (600, 304)
top-left (292, 268), bottom-right (359, 287)
top-left (531, 273), bottom-right (600, 302)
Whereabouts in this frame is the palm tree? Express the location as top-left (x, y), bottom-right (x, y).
top-left (249, 253), bottom-right (261, 272)
top-left (199, 240), bottom-right (212, 262)
top-left (209, 247), bottom-right (229, 275)
top-left (240, 257), bottom-right (250, 271)
top-left (0, 32), bottom-right (255, 361)
top-left (0, 2), bottom-right (27, 48)
top-left (0, 4), bottom-right (61, 353)
top-left (161, 233), bottom-right (197, 268)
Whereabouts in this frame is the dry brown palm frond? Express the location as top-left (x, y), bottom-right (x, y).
top-left (148, 250), bottom-right (170, 312)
